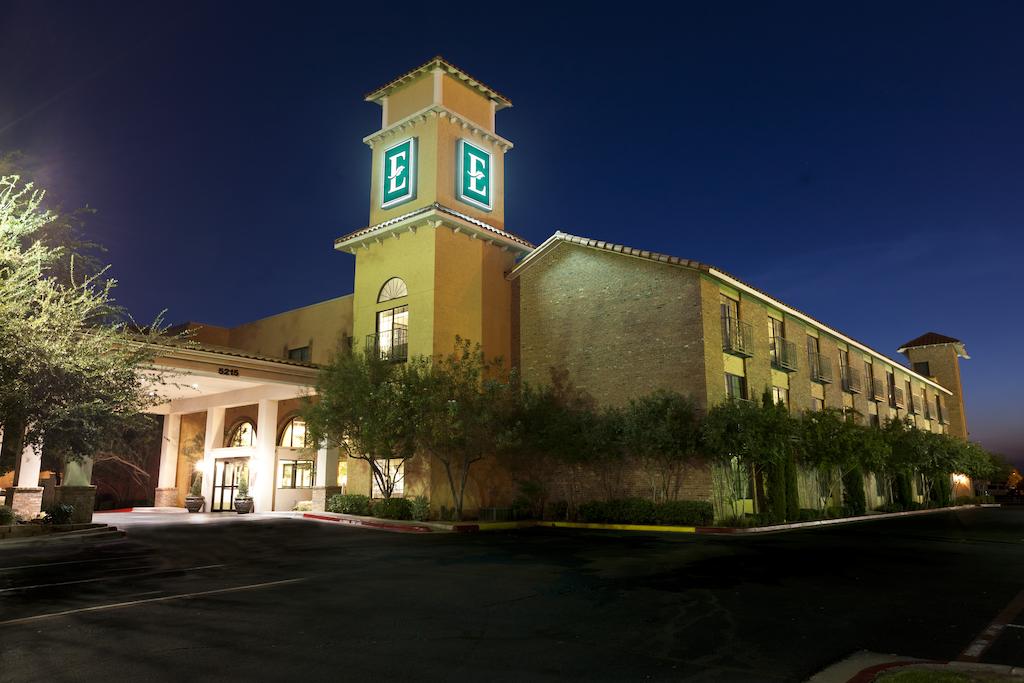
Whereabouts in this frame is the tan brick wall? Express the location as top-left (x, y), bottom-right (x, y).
top-left (905, 345), bottom-right (967, 439)
top-left (543, 459), bottom-right (714, 505)
top-left (740, 297), bottom-right (771, 403)
top-left (818, 335), bottom-right (845, 409)
top-left (517, 242), bottom-right (708, 409)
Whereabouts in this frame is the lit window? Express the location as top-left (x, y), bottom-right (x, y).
top-left (371, 459), bottom-right (405, 499)
top-left (227, 420), bottom-right (256, 447)
top-left (373, 305), bottom-right (409, 361)
top-left (772, 386), bottom-right (789, 408)
top-left (278, 459), bottom-right (315, 489)
top-left (279, 416), bottom-right (310, 448)
top-left (377, 277), bottom-right (408, 303)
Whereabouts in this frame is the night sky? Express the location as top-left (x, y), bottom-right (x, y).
top-left (2, 2), bottom-right (1022, 464)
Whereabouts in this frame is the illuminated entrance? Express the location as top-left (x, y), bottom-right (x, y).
top-left (211, 457), bottom-right (249, 512)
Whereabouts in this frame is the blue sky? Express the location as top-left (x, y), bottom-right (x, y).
top-left (1, 1), bottom-right (1021, 464)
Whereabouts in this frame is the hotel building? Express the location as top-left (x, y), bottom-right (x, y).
top-left (2, 58), bottom-right (972, 519)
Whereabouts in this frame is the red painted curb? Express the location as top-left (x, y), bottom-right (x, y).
top-left (95, 508), bottom-right (134, 513)
top-left (846, 660), bottom-right (935, 683)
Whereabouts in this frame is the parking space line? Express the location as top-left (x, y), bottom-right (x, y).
top-left (0, 555), bottom-right (147, 572)
top-left (0, 564), bottom-right (225, 593)
top-left (0, 578), bottom-right (306, 626)
top-left (958, 587), bottom-right (1024, 662)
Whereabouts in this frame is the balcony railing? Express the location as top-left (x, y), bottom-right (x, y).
top-left (721, 315), bottom-right (754, 357)
top-left (870, 378), bottom-right (885, 401)
top-left (809, 352), bottom-right (833, 383)
top-left (910, 393), bottom-right (924, 415)
top-left (893, 386), bottom-right (906, 409)
top-left (365, 326), bottom-right (408, 362)
top-left (771, 337), bottom-right (798, 372)
top-left (841, 365), bottom-right (862, 393)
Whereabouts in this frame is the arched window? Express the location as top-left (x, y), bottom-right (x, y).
top-left (278, 416), bottom-right (310, 448)
top-left (377, 277), bottom-right (408, 303)
top-left (227, 420), bottom-right (256, 447)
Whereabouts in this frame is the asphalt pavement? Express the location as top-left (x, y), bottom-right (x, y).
top-left (1, 507), bottom-right (1022, 682)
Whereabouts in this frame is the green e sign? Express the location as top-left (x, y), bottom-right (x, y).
top-left (381, 137), bottom-right (416, 209)
top-left (457, 139), bottom-right (492, 211)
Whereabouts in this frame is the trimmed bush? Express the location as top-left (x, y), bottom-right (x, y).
top-left (933, 476), bottom-right (952, 507)
top-left (842, 466), bottom-right (867, 516)
top-left (955, 495), bottom-right (994, 505)
top-left (326, 494), bottom-right (371, 516)
top-left (544, 500), bottom-right (568, 522)
top-left (0, 506), bottom-right (15, 525)
top-left (410, 496), bottom-right (430, 521)
top-left (765, 463), bottom-right (788, 524)
top-left (46, 503), bottom-right (74, 525)
top-left (292, 501), bottom-right (313, 512)
top-left (576, 498), bottom-right (713, 526)
top-left (894, 472), bottom-right (913, 508)
top-left (374, 497), bottom-right (412, 520)
top-left (784, 455), bottom-right (800, 522)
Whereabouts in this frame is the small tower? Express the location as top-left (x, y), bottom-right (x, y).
top-left (335, 57), bottom-right (533, 363)
top-left (898, 332), bottom-right (970, 440)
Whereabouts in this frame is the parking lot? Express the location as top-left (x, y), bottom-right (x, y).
top-left (1, 507), bottom-right (1022, 682)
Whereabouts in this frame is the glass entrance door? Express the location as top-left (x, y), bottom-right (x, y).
top-left (212, 458), bottom-right (249, 512)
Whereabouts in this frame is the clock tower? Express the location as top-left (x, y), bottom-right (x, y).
top-left (335, 57), bottom-right (532, 364)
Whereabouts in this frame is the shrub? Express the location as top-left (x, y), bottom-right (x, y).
top-left (933, 476), bottom-right (952, 507)
top-left (326, 494), bottom-right (371, 516)
top-left (292, 501), bottom-right (313, 512)
top-left (0, 506), bottom-right (15, 526)
top-left (410, 496), bottom-right (430, 521)
top-left (797, 508), bottom-right (826, 522)
top-left (842, 466), bottom-right (867, 516)
top-left (46, 503), bottom-right (74, 525)
top-left (375, 497), bottom-right (412, 520)
top-left (577, 498), bottom-right (713, 526)
top-left (784, 456), bottom-right (800, 522)
top-left (544, 500), bottom-right (568, 521)
top-left (955, 495), bottom-right (994, 505)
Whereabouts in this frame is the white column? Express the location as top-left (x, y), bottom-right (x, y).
top-left (158, 414), bottom-right (181, 489)
top-left (253, 399), bottom-right (279, 512)
top-left (13, 441), bottom-right (41, 488)
top-left (315, 447), bottom-right (339, 487)
top-left (201, 407), bottom-right (225, 502)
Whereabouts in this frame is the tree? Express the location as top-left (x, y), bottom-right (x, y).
top-left (0, 174), bottom-right (166, 480)
top-left (701, 397), bottom-right (765, 520)
top-left (622, 390), bottom-right (702, 502)
top-left (798, 408), bottom-right (864, 511)
top-left (303, 348), bottom-right (417, 499)
top-left (407, 338), bottom-right (510, 521)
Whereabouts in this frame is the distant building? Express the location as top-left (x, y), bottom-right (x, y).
top-left (2, 58), bottom-right (971, 518)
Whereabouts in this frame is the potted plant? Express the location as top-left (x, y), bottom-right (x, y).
top-left (234, 469), bottom-right (254, 514)
top-left (185, 472), bottom-right (205, 513)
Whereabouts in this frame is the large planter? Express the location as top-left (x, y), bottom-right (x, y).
top-left (185, 495), bottom-right (205, 513)
top-left (234, 497), bottom-right (254, 514)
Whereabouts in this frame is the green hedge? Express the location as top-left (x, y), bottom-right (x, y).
top-left (955, 495), bottom-right (995, 505)
top-left (576, 498), bottom-right (713, 526)
top-left (326, 494), bottom-right (371, 516)
top-left (375, 497), bottom-right (412, 520)
top-left (0, 506), bottom-right (14, 525)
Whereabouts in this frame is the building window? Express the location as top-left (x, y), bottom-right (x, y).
top-left (924, 390), bottom-right (933, 420)
top-left (371, 459), bottom-right (405, 498)
top-left (725, 373), bottom-right (747, 401)
top-left (288, 346), bottom-right (311, 363)
top-left (811, 397), bottom-right (825, 412)
top-left (279, 459), bottom-right (315, 488)
top-left (913, 361), bottom-right (931, 377)
top-left (905, 380), bottom-right (914, 413)
top-left (227, 420), bottom-right (256, 447)
top-left (869, 413), bottom-right (880, 428)
top-left (864, 360), bottom-right (878, 400)
top-left (887, 371), bottom-right (897, 408)
top-left (771, 386), bottom-right (789, 408)
top-left (377, 277), bottom-right (408, 303)
top-left (370, 304), bottom-right (409, 362)
top-left (936, 396), bottom-right (945, 423)
top-left (279, 416), bottom-right (310, 448)
top-left (768, 317), bottom-right (784, 365)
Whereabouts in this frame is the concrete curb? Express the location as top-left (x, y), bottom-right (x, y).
top-left (809, 649), bottom-right (1024, 682)
top-left (293, 504), bottom-right (996, 536)
top-left (0, 524), bottom-right (126, 549)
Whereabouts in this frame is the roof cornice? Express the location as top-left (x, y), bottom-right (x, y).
top-left (365, 56), bottom-right (511, 109)
top-left (362, 104), bottom-right (512, 152)
top-left (334, 204), bottom-right (533, 254)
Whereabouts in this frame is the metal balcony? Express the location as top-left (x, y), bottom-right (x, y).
top-left (809, 352), bottom-right (833, 383)
top-left (893, 386), bottom-right (906, 409)
top-left (771, 337), bottom-right (798, 372)
top-left (365, 326), bottom-right (408, 362)
top-left (910, 394), bottom-right (924, 415)
top-left (841, 365), bottom-right (862, 393)
top-left (721, 315), bottom-right (754, 357)
top-left (868, 378), bottom-right (885, 402)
